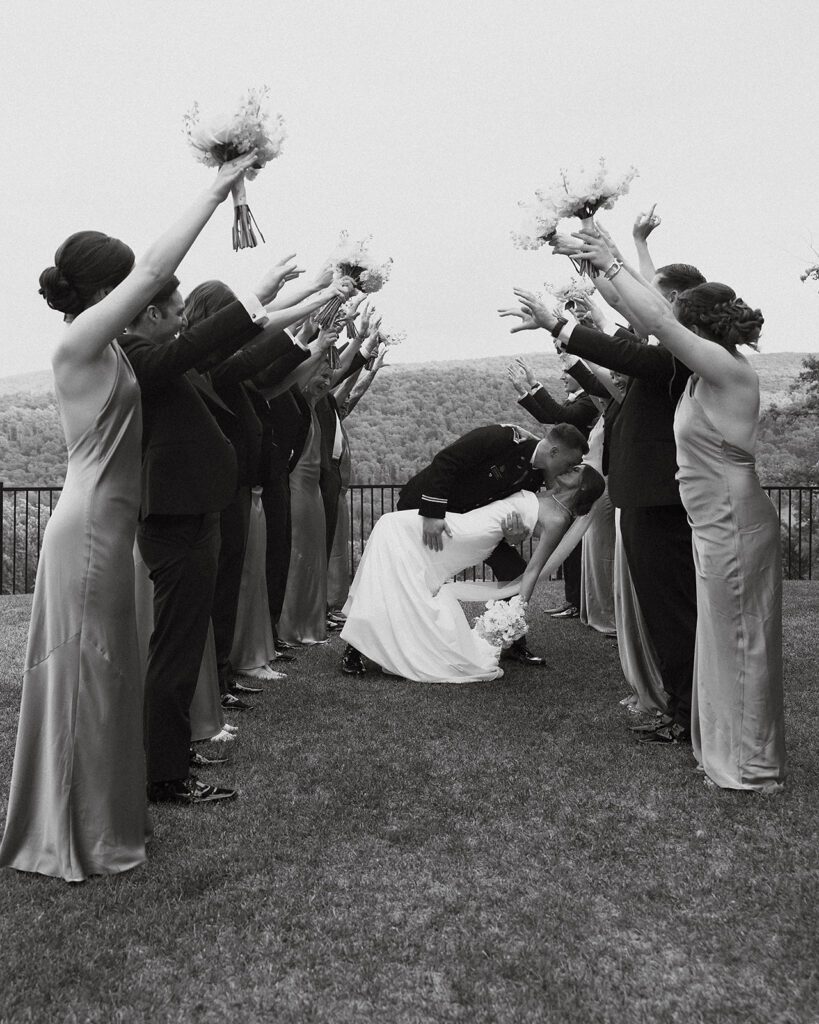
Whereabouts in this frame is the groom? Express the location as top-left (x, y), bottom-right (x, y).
top-left (341, 421), bottom-right (588, 673)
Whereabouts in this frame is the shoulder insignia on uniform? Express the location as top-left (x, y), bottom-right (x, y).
top-left (500, 424), bottom-right (527, 444)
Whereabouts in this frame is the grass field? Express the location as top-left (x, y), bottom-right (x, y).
top-left (0, 582), bottom-right (817, 1024)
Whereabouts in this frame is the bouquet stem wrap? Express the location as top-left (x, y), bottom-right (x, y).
top-left (315, 264), bottom-right (362, 328)
top-left (231, 177), bottom-right (265, 251)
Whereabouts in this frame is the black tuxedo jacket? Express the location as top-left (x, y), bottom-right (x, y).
top-left (209, 329), bottom-right (309, 489)
top-left (397, 424), bottom-right (543, 519)
top-left (120, 300), bottom-right (261, 517)
top-left (517, 386), bottom-right (599, 438)
top-left (563, 325), bottom-right (691, 508)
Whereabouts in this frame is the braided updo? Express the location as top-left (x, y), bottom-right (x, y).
top-left (675, 282), bottom-right (764, 350)
top-left (39, 230), bottom-right (134, 317)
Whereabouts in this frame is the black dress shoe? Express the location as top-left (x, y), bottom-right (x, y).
top-left (341, 644), bottom-right (368, 675)
top-left (637, 722), bottom-right (691, 745)
top-left (190, 748), bottom-right (229, 769)
top-left (148, 775), bottom-right (238, 804)
top-left (501, 639), bottom-right (546, 666)
top-left (221, 693), bottom-right (254, 711)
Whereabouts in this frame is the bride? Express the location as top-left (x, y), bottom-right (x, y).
top-left (340, 464), bottom-right (604, 682)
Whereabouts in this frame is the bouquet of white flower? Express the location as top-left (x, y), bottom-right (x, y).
top-left (315, 232), bottom-right (393, 328)
top-left (544, 276), bottom-right (596, 310)
top-left (801, 264), bottom-right (819, 284)
top-left (183, 86), bottom-right (286, 250)
top-left (381, 328), bottom-right (406, 348)
top-left (473, 595), bottom-right (529, 650)
top-left (514, 158), bottom-right (638, 275)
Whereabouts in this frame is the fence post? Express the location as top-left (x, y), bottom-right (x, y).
top-left (0, 480), bottom-right (4, 595)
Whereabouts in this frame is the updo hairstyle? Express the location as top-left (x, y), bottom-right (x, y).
top-left (675, 282), bottom-right (764, 350)
top-left (39, 231), bottom-right (134, 317)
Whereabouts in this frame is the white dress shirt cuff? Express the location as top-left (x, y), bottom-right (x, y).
top-left (238, 291), bottom-right (269, 325)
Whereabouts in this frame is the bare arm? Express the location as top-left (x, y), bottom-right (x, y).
top-left (568, 228), bottom-right (749, 387)
top-left (518, 518), bottom-right (566, 604)
top-left (52, 154), bottom-right (257, 375)
top-left (632, 205), bottom-right (660, 282)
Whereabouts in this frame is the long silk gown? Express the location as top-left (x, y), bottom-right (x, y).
top-left (580, 419), bottom-right (616, 635)
top-left (0, 344), bottom-right (149, 880)
top-left (327, 429), bottom-right (352, 611)
top-left (341, 491), bottom-right (540, 683)
top-left (613, 511), bottom-right (667, 714)
top-left (278, 409), bottom-right (328, 645)
top-left (230, 486), bottom-right (278, 674)
top-left (675, 379), bottom-right (786, 791)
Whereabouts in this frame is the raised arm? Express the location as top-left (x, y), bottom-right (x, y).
top-left (632, 205), bottom-right (660, 282)
top-left (566, 228), bottom-right (749, 387)
top-left (52, 153), bottom-right (258, 375)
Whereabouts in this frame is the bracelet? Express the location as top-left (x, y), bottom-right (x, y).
top-left (603, 259), bottom-right (624, 281)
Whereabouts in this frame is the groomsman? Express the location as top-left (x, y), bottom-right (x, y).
top-left (121, 271), bottom-right (284, 804)
top-left (342, 421), bottom-right (588, 674)
top-left (504, 263), bottom-right (704, 743)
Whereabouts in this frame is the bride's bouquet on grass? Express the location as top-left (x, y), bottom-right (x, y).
top-left (184, 86), bottom-right (286, 250)
top-left (473, 595), bottom-right (528, 650)
top-left (315, 232), bottom-right (393, 328)
top-left (513, 158), bottom-right (638, 275)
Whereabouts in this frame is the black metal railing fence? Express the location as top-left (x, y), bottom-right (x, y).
top-left (1, 482), bottom-right (817, 595)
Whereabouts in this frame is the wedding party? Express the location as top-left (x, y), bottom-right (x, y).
top-left (1, 2), bottom-right (817, 1022)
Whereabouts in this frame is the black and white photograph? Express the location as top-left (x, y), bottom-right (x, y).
top-left (0, 1), bottom-right (817, 1021)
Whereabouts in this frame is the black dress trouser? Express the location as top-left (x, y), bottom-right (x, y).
top-left (618, 504), bottom-right (697, 729)
top-left (212, 486), bottom-right (252, 693)
top-left (138, 512), bottom-right (221, 784)
top-left (261, 465), bottom-right (292, 637)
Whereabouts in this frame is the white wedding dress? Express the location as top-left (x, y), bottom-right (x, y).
top-left (340, 490), bottom-right (540, 683)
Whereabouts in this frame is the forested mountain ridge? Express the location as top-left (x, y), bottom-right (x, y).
top-left (0, 351), bottom-right (815, 486)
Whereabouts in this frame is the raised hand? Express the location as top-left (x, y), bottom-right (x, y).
top-left (515, 356), bottom-right (538, 388)
top-left (371, 346), bottom-right (388, 372)
top-left (633, 204), bottom-right (661, 242)
top-left (210, 151), bottom-right (259, 202)
top-left (316, 325), bottom-right (341, 352)
top-left (506, 363), bottom-right (529, 396)
top-left (330, 275), bottom-right (357, 300)
top-left (498, 289), bottom-right (559, 333)
top-left (553, 230), bottom-right (613, 272)
top-left (265, 254), bottom-right (305, 300)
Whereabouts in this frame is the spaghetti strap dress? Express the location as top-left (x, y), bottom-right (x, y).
top-left (674, 378), bottom-right (786, 791)
top-left (0, 343), bottom-right (150, 880)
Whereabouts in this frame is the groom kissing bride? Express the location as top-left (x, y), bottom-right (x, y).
top-left (341, 422), bottom-right (600, 682)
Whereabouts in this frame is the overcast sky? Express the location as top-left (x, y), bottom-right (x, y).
top-left (1, 0), bottom-right (817, 379)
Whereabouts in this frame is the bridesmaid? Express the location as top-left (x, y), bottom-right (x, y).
top-left (278, 356), bottom-right (338, 645)
top-left (564, 228), bottom-right (786, 792)
top-left (0, 154), bottom-right (258, 880)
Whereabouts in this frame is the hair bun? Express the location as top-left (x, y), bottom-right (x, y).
top-left (38, 265), bottom-right (85, 316)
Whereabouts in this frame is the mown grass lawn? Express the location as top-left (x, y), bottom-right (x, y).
top-left (0, 582), bottom-right (817, 1024)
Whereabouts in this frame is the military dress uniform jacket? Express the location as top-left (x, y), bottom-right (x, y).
top-left (397, 424), bottom-right (543, 519)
